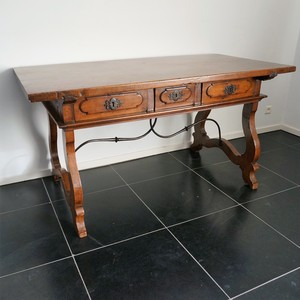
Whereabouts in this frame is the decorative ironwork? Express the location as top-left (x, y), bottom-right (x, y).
top-left (224, 84), bottom-right (237, 96)
top-left (269, 72), bottom-right (278, 79)
top-left (75, 118), bottom-right (222, 152)
top-left (257, 72), bottom-right (278, 81)
top-left (62, 95), bottom-right (78, 102)
top-left (104, 97), bottom-right (122, 110)
top-left (168, 90), bottom-right (183, 101)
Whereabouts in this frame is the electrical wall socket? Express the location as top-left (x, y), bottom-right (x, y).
top-left (265, 105), bottom-right (272, 114)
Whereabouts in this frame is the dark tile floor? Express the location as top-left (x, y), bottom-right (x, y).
top-left (1, 130), bottom-right (300, 299)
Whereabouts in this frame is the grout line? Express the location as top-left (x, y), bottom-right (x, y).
top-left (41, 179), bottom-right (92, 300)
top-left (166, 227), bottom-right (231, 299)
top-left (0, 256), bottom-right (71, 280)
top-left (41, 179), bottom-right (73, 256)
top-left (239, 205), bottom-right (300, 249)
top-left (111, 165), bottom-right (231, 299)
top-left (170, 152), bottom-right (300, 249)
top-left (191, 159), bottom-right (232, 170)
top-left (111, 166), bottom-right (170, 227)
top-left (240, 185), bottom-right (300, 205)
top-left (114, 169), bottom-right (191, 186)
top-left (199, 177), bottom-right (300, 249)
top-left (166, 204), bottom-right (239, 229)
top-left (0, 201), bottom-right (50, 216)
top-left (74, 228), bottom-right (166, 257)
top-left (169, 152), bottom-right (243, 205)
top-left (167, 150), bottom-right (231, 166)
top-left (72, 258), bottom-right (92, 300)
top-left (83, 183), bottom-right (128, 197)
top-left (258, 164), bottom-right (299, 186)
top-left (229, 266), bottom-right (300, 299)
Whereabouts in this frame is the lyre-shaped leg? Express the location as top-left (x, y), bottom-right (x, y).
top-left (190, 102), bottom-right (261, 189)
top-left (240, 102), bottom-right (261, 189)
top-left (48, 114), bottom-right (62, 181)
top-left (63, 130), bottom-right (87, 238)
top-left (48, 114), bottom-right (87, 237)
top-left (190, 110), bottom-right (211, 152)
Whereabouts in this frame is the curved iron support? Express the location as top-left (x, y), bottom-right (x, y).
top-left (75, 117), bottom-right (222, 152)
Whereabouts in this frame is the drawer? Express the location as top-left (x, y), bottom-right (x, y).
top-left (155, 84), bottom-right (198, 111)
top-left (202, 79), bottom-right (256, 104)
top-left (74, 90), bottom-right (149, 122)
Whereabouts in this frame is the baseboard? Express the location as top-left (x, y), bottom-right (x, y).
top-left (1, 123), bottom-right (297, 186)
top-left (280, 124), bottom-right (300, 136)
top-left (77, 142), bottom-right (192, 171)
top-left (0, 170), bottom-right (52, 186)
top-left (256, 124), bottom-right (283, 134)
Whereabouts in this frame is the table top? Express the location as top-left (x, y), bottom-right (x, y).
top-left (14, 54), bottom-right (295, 102)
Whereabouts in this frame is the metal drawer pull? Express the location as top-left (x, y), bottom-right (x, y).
top-left (168, 90), bottom-right (183, 101)
top-left (104, 97), bottom-right (122, 110)
top-left (224, 84), bottom-right (237, 95)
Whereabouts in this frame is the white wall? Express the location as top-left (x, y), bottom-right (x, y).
top-left (1, 0), bottom-right (299, 185)
top-left (283, 30), bottom-right (300, 134)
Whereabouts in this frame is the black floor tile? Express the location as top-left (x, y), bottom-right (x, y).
top-left (112, 153), bottom-right (188, 184)
top-left (0, 179), bottom-right (49, 213)
top-left (76, 230), bottom-right (228, 300)
top-left (0, 204), bottom-right (71, 276)
top-left (170, 206), bottom-right (300, 297)
top-left (0, 258), bottom-right (89, 300)
top-left (229, 131), bottom-right (300, 155)
top-left (80, 165), bottom-right (126, 194)
top-left (236, 269), bottom-right (300, 300)
top-left (244, 187), bottom-right (300, 246)
top-left (43, 176), bottom-right (65, 202)
top-left (259, 147), bottom-right (300, 184)
top-left (1, 130), bottom-right (300, 299)
top-left (43, 166), bottom-right (125, 201)
top-left (53, 186), bottom-right (163, 254)
top-left (291, 143), bottom-right (300, 151)
top-left (131, 170), bottom-right (236, 226)
top-left (43, 165), bottom-right (127, 201)
top-left (229, 133), bottom-right (285, 154)
top-left (170, 148), bottom-right (229, 169)
top-left (194, 162), bottom-right (296, 203)
top-left (263, 130), bottom-right (300, 146)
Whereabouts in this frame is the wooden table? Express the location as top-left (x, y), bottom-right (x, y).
top-left (14, 54), bottom-right (296, 238)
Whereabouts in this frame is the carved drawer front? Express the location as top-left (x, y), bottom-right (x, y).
top-left (202, 79), bottom-right (256, 104)
top-left (155, 84), bottom-right (197, 111)
top-left (74, 90), bottom-right (149, 121)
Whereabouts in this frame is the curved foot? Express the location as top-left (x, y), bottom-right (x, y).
top-left (241, 162), bottom-right (259, 190)
top-left (63, 130), bottom-right (87, 238)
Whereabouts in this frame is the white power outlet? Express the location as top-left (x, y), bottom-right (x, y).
top-left (265, 105), bottom-right (272, 114)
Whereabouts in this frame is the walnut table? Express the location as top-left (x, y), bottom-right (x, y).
top-left (14, 54), bottom-right (296, 238)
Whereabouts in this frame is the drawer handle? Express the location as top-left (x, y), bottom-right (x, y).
top-left (168, 90), bottom-right (183, 102)
top-left (224, 84), bottom-right (237, 96)
top-left (105, 97), bottom-right (122, 110)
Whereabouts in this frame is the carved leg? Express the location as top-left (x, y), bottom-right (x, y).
top-left (190, 102), bottom-right (261, 190)
top-left (48, 114), bottom-right (72, 194)
top-left (63, 130), bottom-right (87, 238)
top-left (48, 114), bottom-right (62, 182)
top-left (240, 102), bottom-right (261, 189)
top-left (191, 110), bottom-right (211, 152)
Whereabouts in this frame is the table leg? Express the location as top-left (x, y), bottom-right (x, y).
top-left (48, 114), bottom-right (87, 237)
top-left (62, 130), bottom-right (87, 238)
top-left (240, 102), bottom-right (261, 189)
top-left (49, 114), bottom-right (62, 181)
top-left (191, 102), bottom-right (260, 189)
top-left (190, 110), bottom-right (212, 152)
